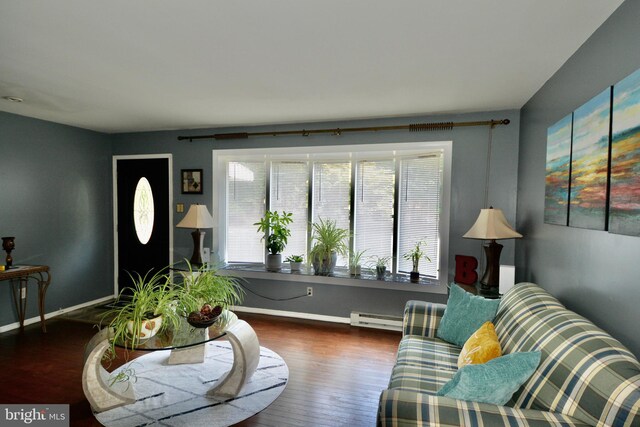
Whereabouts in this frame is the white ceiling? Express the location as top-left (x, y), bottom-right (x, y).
top-left (0, 1), bottom-right (624, 134)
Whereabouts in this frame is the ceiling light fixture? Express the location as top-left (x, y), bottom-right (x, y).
top-left (2, 96), bottom-right (24, 103)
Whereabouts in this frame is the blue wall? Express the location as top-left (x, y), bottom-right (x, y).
top-left (113, 110), bottom-right (521, 317)
top-left (0, 112), bottom-right (113, 327)
top-left (516, 0), bottom-right (640, 357)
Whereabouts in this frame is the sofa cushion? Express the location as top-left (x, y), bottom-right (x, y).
top-left (437, 351), bottom-right (541, 405)
top-left (389, 362), bottom-right (457, 394)
top-left (390, 336), bottom-right (460, 394)
top-left (494, 283), bottom-right (640, 426)
top-left (458, 321), bottom-right (502, 368)
top-left (396, 336), bottom-right (460, 370)
top-left (436, 283), bottom-right (501, 347)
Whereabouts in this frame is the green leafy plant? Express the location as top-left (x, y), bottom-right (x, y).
top-left (253, 210), bottom-right (293, 254)
top-left (101, 269), bottom-right (181, 354)
top-left (285, 254), bottom-right (304, 263)
top-left (349, 249), bottom-right (367, 269)
top-left (108, 362), bottom-right (139, 391)
top-left (369, 255), bottom-right (391, 269)
top-left (403, 240), bottom-right (431, 272)
top-left (176, 262), bottom-right (245, 316)
top-left (368, 255), bottom-right (392, 280)
top-left (309, 218), bottom-right (349, 275)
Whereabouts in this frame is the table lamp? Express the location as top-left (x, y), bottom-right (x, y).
top-left (463, 207), bottom-right (522, 293)
top-left (177, 204), bottom-right (214, 266)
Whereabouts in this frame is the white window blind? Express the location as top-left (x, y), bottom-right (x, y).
top-left (397, 155), bottom-right (442, 277)
top-left (312, 162), bottom-right (351, 266)
top-left (270, 161), bottom-right (309, 259)
top-left (217, 142), bottom-right (450, 285)
top-left (227, 161), bottom-right (266, 263)
top-left (354, 160), bottom-right (395, 263)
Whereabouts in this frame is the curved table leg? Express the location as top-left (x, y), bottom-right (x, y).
top-left (82, 329), bottom-right (136, 413)
top-left (207, 319), bottom-right (260, 398)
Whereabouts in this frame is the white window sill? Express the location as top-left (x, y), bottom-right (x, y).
top-left (219, 263), bottom-right (448, 295)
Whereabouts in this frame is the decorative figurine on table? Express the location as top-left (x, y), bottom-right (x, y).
top-left (2, 236), bottom-right (15, 267)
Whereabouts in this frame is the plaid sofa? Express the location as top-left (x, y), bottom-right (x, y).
top-left (377, 283), bottom-right (640, 426)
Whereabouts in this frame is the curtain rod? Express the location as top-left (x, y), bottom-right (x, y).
top-left (177, 118), bottom-right (510, 141)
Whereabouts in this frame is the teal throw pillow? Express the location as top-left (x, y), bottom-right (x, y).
top-left (436, 351), bottom-right (541, 406)
top-left (437, 284), bottom-right (501, 346)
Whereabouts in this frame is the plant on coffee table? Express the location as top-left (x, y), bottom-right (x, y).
top-left (102, 269), bottom-right (181, 354)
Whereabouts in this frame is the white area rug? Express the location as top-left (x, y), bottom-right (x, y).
top-left (95, 341), bottom-right (288, 426)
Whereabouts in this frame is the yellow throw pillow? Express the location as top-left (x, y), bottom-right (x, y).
top-left (457, 321), bottom-right (502, 368)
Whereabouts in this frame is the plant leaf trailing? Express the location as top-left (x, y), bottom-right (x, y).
top-left (108, 362), bottom-right (139, 391)
top-left (253, 210), bottom-right (293, 254)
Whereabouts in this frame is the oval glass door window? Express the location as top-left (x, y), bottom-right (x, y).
top-left (133, 177), bottom-right (155, 245)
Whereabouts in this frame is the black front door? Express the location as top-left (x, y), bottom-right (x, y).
top-left (116, 157), bottom-right (170, 294)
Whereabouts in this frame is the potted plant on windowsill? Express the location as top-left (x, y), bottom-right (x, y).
top-left (349, 249), bottom-right (367, 276)
top-left (254, 210), bottom-right (293, 271)
top-left (309, 218), bottom-right (349, 276)
top-left (369, 255), bottom-right (391, 280)
top-left (403, 240), bottom-right (431, 283)
top-left (285, 254), bottom-right (304, 272)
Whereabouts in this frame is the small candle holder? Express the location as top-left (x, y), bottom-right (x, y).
top-left (2, 236), bottom-right (15, 267)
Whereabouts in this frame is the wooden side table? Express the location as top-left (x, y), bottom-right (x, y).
top-left (0, 265), bottom-right (51, 332)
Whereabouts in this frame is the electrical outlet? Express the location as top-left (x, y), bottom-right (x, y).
top-left (203, 247), bottom-right (211, 263)
top-left (307, 287), bottom-right (313, 297)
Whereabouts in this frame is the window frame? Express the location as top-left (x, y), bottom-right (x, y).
top-left (212, 141), bottom-right (452, 293)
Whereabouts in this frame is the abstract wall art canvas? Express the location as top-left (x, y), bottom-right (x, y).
top-left (568, 88), bottom-right (611, 230)
top-left (545, 114), bottom-right (573, 225)
top-left (609, 68), bottom-right (640, 236)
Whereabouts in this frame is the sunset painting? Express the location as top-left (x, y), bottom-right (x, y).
top-left (545, 114), bottom-right (572, 225)
top-left (609, 68), bottom-right (640, 236)
top-left (568, 88), bottom-right (611, 230)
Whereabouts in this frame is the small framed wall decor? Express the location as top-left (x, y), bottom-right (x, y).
top-left (181, 169), bottom-right (203, 194)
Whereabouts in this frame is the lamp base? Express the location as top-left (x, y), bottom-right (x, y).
top-left (190, 229), bottom-right (206, 266)
top-left (479, 240), bottom-right (502, 292)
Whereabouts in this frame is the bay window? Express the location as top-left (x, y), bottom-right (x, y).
top-left (215, 141), bottom-right (451, 284)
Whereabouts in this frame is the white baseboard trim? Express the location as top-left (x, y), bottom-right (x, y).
top-left (0, 295), bottom-right (114, 333)
top-left (232, 305), bottom-right (350, 325)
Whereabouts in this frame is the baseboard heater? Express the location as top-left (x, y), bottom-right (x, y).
top-left (350, 312), bottom-right (403, 331)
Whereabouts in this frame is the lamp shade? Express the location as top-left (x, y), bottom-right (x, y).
top-left (176, 204), bottom-right (214, 229)
top-left (463, 208), bottom-right (522, 240)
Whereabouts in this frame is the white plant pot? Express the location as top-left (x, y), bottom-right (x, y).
top-left (126, 315), bottom-right (162, 340)
top-left (290, 261), bottom-right (302, 271)
top-left (266, 254), bottom-right (282, 271)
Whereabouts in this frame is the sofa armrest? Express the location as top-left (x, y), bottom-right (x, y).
top-left (403, 300), bottom-right (446, 338)
top-left (377, 389), bottom-right (590, 427)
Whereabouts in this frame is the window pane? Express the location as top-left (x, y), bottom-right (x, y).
top-left (227, 161), bottom-right (266, 262)
top-left (133, 177), bottom-right (154, 245)
top-left (312, 162), bottom-right (351, 266)
top-left (270, 161), bottom-right (309, 259)
top-left (398, 155), bottom-right (442, 277)
top-left (354, 160), bottom-right (394, 264)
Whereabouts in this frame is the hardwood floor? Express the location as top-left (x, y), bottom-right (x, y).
top-left (0, 312), bottom-right (401, 426)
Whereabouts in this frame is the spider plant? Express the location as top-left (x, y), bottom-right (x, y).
top-left (101, 269), bottom-right (181, 354)
top-left (175, 262), bottom-right (245, 316)
top-left (309, 218), bottom-right (349, 275)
